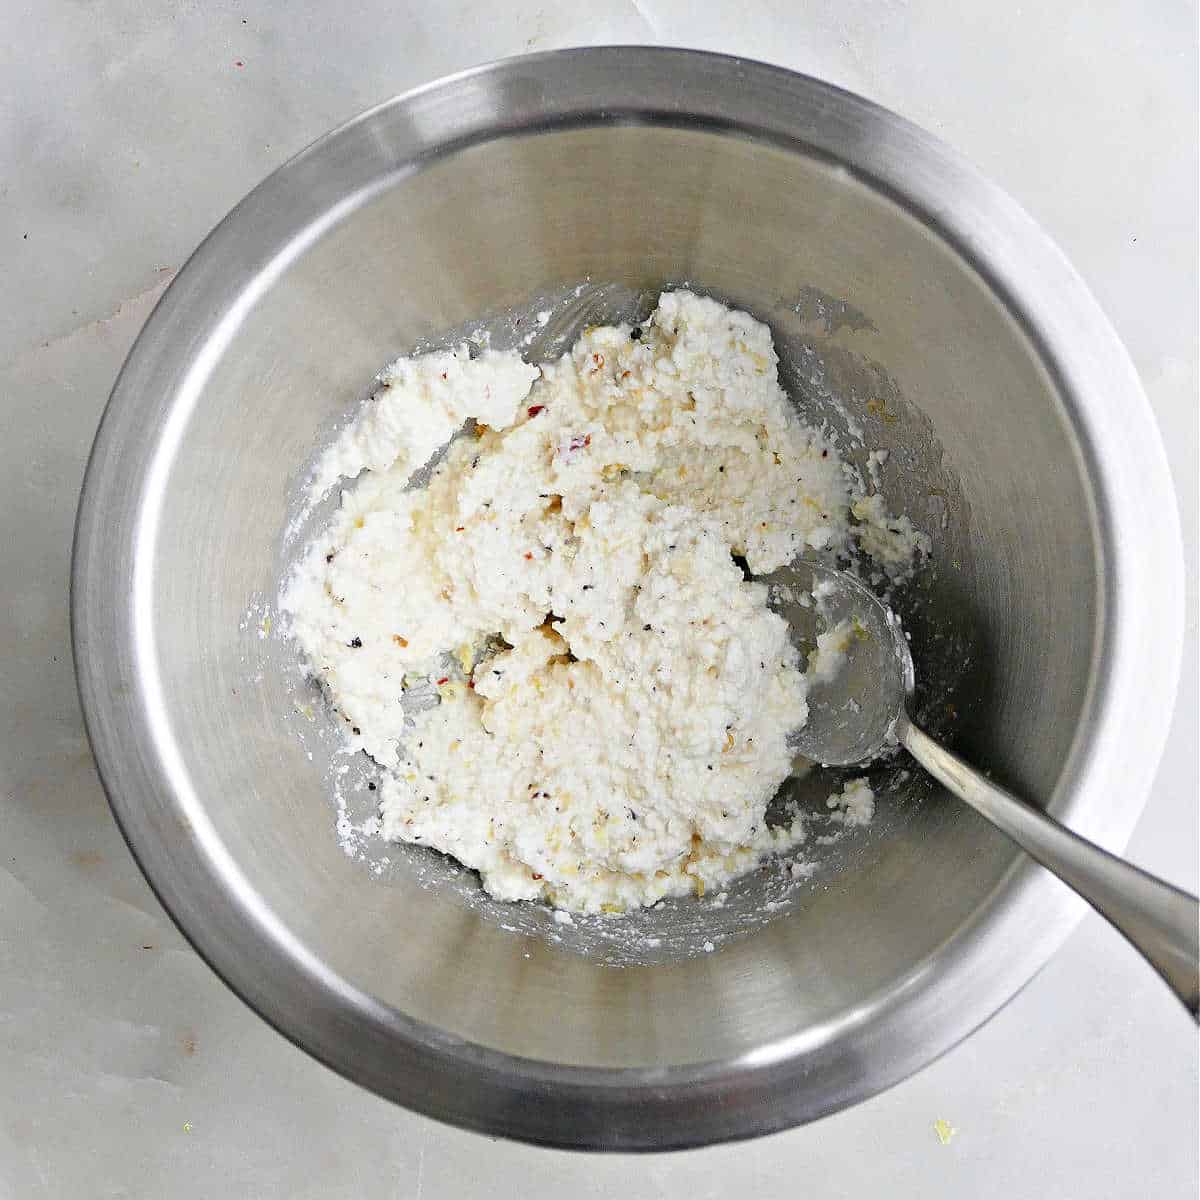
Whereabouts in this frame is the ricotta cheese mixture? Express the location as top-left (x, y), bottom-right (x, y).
top-left (284, 291), bottom-right (926, 913)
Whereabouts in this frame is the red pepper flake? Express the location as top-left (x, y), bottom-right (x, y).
top-left (436, 677), bottom-right (449, 686)
top-left (455, 525), bottom-right (465, 532)
top-left (531, 872), bottom-right (543, 881)
top-left (584, 434), bottom-right (591, 447)
top-left (440, 372), bottom-right (448, 381)
top-left (234, 59), bottom-right (245, 68)
top-left (527, 404), bottom-right (545, 418)
top-left (523, 552), bottom-right (533, 560)
top-left (467, 679), bottom-right (475, 689)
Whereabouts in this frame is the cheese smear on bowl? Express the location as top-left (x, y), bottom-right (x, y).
top-left (283, 292), bottom-right (926, 913)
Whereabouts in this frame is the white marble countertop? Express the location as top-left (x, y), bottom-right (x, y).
top-left (1, 2), bottom-right (1195, 1195)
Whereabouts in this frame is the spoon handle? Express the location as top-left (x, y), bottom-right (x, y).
top-left (897, 714), bottom-right (1199, 1020)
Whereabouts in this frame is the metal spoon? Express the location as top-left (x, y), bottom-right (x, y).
top-left (765, 559), bottom-right (1199, 1019)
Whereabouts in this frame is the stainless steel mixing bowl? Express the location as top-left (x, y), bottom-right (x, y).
top-left (72, 48), bottom-right (1184, 1149)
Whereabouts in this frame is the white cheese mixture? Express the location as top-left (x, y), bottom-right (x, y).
top-left (284, 292), bottom-right (924, 912)
top-left (827, 777), bottom-right (877, 827)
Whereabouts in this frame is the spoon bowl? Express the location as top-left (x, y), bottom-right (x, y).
top-left (762, 560), bottom-right (914, 766)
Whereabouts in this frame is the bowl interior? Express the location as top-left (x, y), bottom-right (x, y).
top-left (128, 124), bottom-right (1098, 1069)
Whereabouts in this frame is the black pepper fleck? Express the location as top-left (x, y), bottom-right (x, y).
top-left (367, 782), bottom-right (377, 791)
top-left (630, 327), bottom-right (642, 340)
top-left (349, 636), bottom-right (362, 648)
